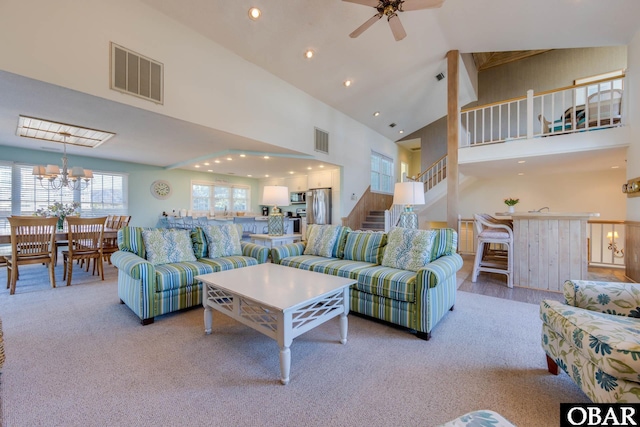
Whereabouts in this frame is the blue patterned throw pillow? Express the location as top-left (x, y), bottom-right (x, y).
top-left (304, 224), bottom-right (341, 257)
top-left (141, 229), bottom-right (197, 265)
top-left (202, 224), bottom-right (242, 258)
top-left (381, 228), bottom-right (436, 272)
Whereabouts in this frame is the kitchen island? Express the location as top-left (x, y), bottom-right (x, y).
top-left (507, 211), bottom-right (600, 292)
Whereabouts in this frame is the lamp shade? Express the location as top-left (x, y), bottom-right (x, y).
top-left (262, 185), bottom-right (290, 207)
top-left (392, 182), bottom-right (425, 206)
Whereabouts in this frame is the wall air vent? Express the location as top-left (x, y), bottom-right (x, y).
top-left (110, 42), bottom-right (163, 104)
top-left (314, 127), bottom-right (329, 154)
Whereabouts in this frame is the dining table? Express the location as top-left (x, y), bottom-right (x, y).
top-left (0, 228), bottom-right (120, 245)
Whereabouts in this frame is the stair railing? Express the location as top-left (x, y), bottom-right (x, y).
top-left (414, 154), bottom-right (447, 192)
top-left (384, 204), bottom-right (404, 232)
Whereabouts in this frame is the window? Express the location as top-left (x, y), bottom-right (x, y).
top-left (0, 161), bottom-right (128, 233)
top-left (191, 181), bottom-right (250, 214)
top-left (574, 70), bottom-right (624, 106)
top-left (371, 151), bottom-right (394, 194)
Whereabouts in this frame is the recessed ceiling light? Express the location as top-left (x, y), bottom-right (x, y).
top-left (517, 160), bottom-right (526, 164)
top-left (343, 80), bottom-right (352, 87)
top-left (207, 169), bottom-right (213, 172)
top-left (204, 162), bottom-right (210, 166)
top-left (319, 165), bottom-right (324, 168)
top-left (264, 155), bottom-right (270, 159)
top-left (373, 111), bottom-right (380, 117)
top-left (307, 167), bottom-right (312, 170)
top-left (214, 160), bottom-right (221, 164)
top-left (265, 174), bottom-right (269, 177)
top-left (611, 165), bottom-right (620, 169)
top-left (226, 157), bottom-right (232, 161)
top-left (248, 7), bottom-right (261, 20)
top-left (518, 173), bottom-right (524, 176)
top-left (195, 165), bottom-right (200, 168)
top-left (399, 130), bottom-right (404, 134)
top-left (240, 154), bottom-right (246, 158)
top-left (247, 174), bottom-right (252, 177)
top-left (304, 49), bottom-right (314, 59)
top-left (289, 171), bottom-right (294, 174)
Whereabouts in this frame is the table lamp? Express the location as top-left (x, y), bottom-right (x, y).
top-left (262, 185), bottom-right (290, 236)
top-left (393, 181), bottom-right (425, 229)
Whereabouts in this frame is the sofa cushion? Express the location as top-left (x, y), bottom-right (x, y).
top-left (382, 228), bottom-right (436, 272)
top-left (191, 227), bottom-right (208, 259)
top-left (118, 226), bottom-right (149, 259)
top-left (429, 228), bottom-right (458, 262)
top-left (142, 228), bottom-right (197, 265)
top-left (200, 256), bottom-right (258, 272)
top-left (280, 255), bottom-right (340, 271)
top-left (155, 260), bottom-right (215, 291)
top-left (343, 231), bottom-right (387, 264)
top-left (541, 299), bottom-right (640, 383)
top-left (304, 224), bottom-right (342, 257)
top-left (203, 224), bottom-right (242, 258)
top-left (353, 265), bottom-right (417, 302)
top-left (306, 259), bottom-right (375, 278)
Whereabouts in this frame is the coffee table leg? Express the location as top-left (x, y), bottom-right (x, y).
top-left (279, 345), bottom-right (291, 385)
top-left (340, 312), bottom-right (348, 344)
top-left (204, 304), bottom-right (212, 334)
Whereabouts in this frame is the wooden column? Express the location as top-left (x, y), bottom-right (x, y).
top-left (446, 50), bottom-right (459, 229)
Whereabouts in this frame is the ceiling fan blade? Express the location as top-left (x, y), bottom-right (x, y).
top-left (342, 0), bottom-right (380, 6)
top-left (399, 0), bottom-right (445, 11)
top-left (349, 13), bottom-right (383, 38)
top-left (388, 14), bottom-right (407, 41)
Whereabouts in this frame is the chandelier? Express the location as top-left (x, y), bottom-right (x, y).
top-left (32, 132), bottom-right (93, 191)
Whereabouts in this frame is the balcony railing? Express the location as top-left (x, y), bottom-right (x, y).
top-left (460, 76), bottom-right (624, 147)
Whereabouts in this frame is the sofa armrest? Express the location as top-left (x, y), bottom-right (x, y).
top-left (270, 242), bottom-right (306, 264)
top-left (417, 253), bottom-right (464, 289)
top-left (240, 242), bottom-right (269, 264)
top-left (111, 250), bottom-right (155, 280)
top-left (563, 279), bottom-right (640, 317)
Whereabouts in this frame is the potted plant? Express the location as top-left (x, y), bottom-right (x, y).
top-left (504, 198), bottom-right (519, 213)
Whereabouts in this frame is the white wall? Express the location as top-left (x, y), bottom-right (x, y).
top-left (421, 168), bottom-right (627, 222)
top-left (627, 31), bottom-right (640, 221)
top-left (0, 0), bottom-right (397, 218)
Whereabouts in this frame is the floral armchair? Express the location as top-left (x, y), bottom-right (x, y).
top-left (540, 280), bottom-right (640, 402)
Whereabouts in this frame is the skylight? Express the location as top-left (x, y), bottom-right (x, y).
top-left (16, 116), bottom-right (115, 148)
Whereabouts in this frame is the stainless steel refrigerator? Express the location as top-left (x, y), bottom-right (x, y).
top-left (306, 188), bottom-right (332, 225)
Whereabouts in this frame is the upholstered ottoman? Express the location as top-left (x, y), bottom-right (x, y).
top-left (438, 410), bottom-right (516, 426)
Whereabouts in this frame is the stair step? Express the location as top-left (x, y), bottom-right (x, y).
top-left (365, 216), bottom-right (384, 222)
top-left (369, 211), bottom-right (385, 216)
top-left (361, 222), bottom-right (385, 230)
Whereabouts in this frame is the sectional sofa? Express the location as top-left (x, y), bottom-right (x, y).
top-left (111, 224), bottom-right (268, 324)
top-left (271, 225), bottom-right (462, 340)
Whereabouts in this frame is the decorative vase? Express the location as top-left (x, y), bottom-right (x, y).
top-left (508, 206), bottom-right (515, 213)
top-left (57, 215), bottom-right (65, 230)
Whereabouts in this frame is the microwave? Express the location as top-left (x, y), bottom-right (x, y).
top-left (290, 191), bottom-right (306, 204)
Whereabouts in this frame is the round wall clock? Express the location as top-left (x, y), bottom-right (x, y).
top-left (150, 180), bottom-right (172, 199)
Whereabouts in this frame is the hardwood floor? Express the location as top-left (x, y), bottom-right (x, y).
top-left (457, 254), bottom-right (631, 305)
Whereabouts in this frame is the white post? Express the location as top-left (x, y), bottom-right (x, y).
top-left (526, 89), bottom-right (534, 139)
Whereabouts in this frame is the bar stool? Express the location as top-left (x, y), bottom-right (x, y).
top-left (472, 213), bottom-right (514, 288)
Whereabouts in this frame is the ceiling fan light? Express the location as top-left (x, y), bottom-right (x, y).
top-left (304, 49), bottom-right (314, 59)
top-left (344, 80), bottom-right (352, 87)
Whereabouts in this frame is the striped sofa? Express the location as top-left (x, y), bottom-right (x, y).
top-left (111, 226), bottom-right (268, 325)
top-left (271, 225), bottom-right (462, 340)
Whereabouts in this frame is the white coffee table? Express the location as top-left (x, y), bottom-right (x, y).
top-left (196, 263), bottom-right (355, 384)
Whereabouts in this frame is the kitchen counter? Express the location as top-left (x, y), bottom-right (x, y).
top-left (505, 211), bottom-right (599, 291)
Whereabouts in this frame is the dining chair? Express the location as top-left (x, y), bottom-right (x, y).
top-left (6, 216), bottom-right (58, 295)
top-left (102, 215), bottom-right (131, 264)
top-left (62, 216), bottom-right (107, 286)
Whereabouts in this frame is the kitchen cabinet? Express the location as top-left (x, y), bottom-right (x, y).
top-left (285, 175), bottom-right (307, 192)
top-left (307, 170), bottom-right (332, 189)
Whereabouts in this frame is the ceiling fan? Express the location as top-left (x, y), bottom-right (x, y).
top-left (344, 0), bottom-right (444, 41)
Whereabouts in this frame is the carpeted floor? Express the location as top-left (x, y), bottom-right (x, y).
top-left (0, 262), bottom-right (590, 427)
